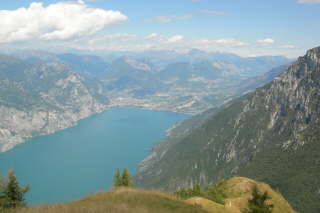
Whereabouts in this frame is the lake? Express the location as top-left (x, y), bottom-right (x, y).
top-left (0, 107), bottom-right (188, 205)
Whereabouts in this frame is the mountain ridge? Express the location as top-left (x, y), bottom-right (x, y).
top-left (136, 46), bottom-right (320, 213)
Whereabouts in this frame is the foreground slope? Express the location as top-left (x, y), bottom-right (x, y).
top-left (136, 47), bottom-right (320, 213)
top-left (13, 188), bottom-right (207, 213)
top-left (11, 177), bottom-right (296, 213)
top-left (186, 177), bottom-right (296, 213)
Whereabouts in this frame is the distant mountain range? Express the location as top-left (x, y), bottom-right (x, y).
top-left (0, 49), bottom-right (290, 151)
top-left (136, 46), bottom-right (320, 213)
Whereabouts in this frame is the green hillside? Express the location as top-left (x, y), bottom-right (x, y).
top-left (136, 47), bottom-right (320, 213)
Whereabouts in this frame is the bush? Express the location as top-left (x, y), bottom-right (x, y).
top-left (175, 184), bottom-right (202, 199)
top-left (244, 186), bottom-right (274, 213)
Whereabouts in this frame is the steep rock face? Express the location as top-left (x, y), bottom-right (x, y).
top-left (0, 59), bottom-right (108, 152)
top-left (136, 47), bottom-right (320, 213)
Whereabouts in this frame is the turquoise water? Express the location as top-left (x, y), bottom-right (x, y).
top-left (0, 107), bottom-right (188, 205)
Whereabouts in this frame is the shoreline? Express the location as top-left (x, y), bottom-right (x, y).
top-left (0, 105), bottom-right (191, 153)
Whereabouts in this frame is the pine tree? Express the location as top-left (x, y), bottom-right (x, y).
top-left (121, 168), bottom-right (133, 187)
top-left (113, 169), bottom-right (122, 187)
top-left (113, 168), bottom-right (133, 188)
top-left (3, 170), bottom-right (29, 209)
top-left (244, 186), bottom-right (274, 213)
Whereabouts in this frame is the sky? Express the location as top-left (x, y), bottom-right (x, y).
top-left (0, 0), bottom-right (319, 58)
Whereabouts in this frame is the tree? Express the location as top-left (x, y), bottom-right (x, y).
top-left (244, 186), bottom-right (274, 213)
top-left (2, 170), bottom-right (29, 209)
top-left (113, 168), bottom-right (133, 188)
top-left (192, 184), bottom-right (201, 196)
top-left (121, 168), bottom-right (133, 187)
top-left (113, 169), bottom-right (122, 187)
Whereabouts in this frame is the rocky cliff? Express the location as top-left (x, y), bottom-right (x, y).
top-left (136, 47), bottom-right (320, 213)
top-left (0, 57), bottom-right (109, 152)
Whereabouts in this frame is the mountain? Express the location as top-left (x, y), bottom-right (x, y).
top-left (130, 49), bottom-right (291, 74)
top-left (102, 54), bottom-right (290, 113)
top-left (0, 56), bottom-right (109, 152)
top-left (57, 53), bottom-right (109, 77)
top-left (10, 50), bottom-right (291, 114)
top-left (236, 65), bottom-right (288, 94)
top-left (136, 47), bottom-right (320, 213)
top-left (0, 50), bottom-right (290, 151)
top-left (15, 51), bottom-right (109, 77)
top-left (13, 177), bottom-right (296, 213)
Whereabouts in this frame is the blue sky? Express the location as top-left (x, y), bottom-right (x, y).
top-left (0, 0), bottom-right (319, 57)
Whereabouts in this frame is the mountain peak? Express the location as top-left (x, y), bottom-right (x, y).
top-left (305, 46), bottom-right (320, 63)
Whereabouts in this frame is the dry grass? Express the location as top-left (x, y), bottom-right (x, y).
top-left (7, 188), bottom-right (208, 213)
top-left (186, 177), bottom-right (297, 213)
top-left (1, 177), bottom-right (297, 213)
top-left (186, 197), bottom-right (227, 213)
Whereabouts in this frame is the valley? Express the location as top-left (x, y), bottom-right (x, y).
top-left (0, 50), bottom-right (290, 151)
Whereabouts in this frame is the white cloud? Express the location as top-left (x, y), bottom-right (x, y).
top-left (278, 45), bottom-right (295, 49)
top-left (297, 0), bottom-right (320, 4)
top-left (147, 14), bottom-right (195, 23)
top-left (0, 1), bottom-right (128, 43)
top-left (197, 38), bottom-right (248, 47)
top-left (147, 10), bottom-right (224, 23)
top-left (102, 33), bottom-right (137, 40)
top-left (58, 34), bottom-right (250, 54)
top-left (167, 35), bottom-right (185, 43)
top-left (145, 33), bottom-right (159, 40)
top-left (256, 38), bottom-right (275, 45)
top-left (0, 32), bottom-right (304, 58)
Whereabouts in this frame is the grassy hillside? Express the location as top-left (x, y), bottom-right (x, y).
top-left (184, 177), bottom-right (296, 213)
top-left (0, 177), bottom-right (297, 213)
top-left (9, 188), bottom-right (207, 213)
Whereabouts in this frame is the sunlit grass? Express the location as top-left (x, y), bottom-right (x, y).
top-left (9, 188), bottom-right (208, 213)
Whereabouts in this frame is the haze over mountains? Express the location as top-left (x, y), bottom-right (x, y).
top-left (0, 49), bottom-right (291, 152)
top-left (136, 46), bottom-right (320, 213)
top-left (15, 49), bottom-right (291, 114)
